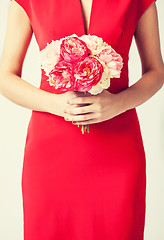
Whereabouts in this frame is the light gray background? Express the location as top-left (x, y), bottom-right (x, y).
top-left (0, 0), bottom-right (164, 239)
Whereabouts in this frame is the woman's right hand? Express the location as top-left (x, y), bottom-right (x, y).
top-left (47, 90), bottom-right (91, 118)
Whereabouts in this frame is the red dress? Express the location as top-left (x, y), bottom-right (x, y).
top-left (11, 0), bottom-right (157, 239)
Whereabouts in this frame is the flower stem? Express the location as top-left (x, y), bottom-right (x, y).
top-left (80, 124), bottom-right (90, 134)
top-left (81, 125), bottom-right (85, 134)
top-left (87, 124), bottom-right (90, 133)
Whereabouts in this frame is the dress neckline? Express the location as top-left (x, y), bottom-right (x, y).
top-left (78, 0), bottom-right (94, 35)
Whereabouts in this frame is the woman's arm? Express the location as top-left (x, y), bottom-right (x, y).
top-left (0, 1), bottom-right (105, 119)
top-left (0, 1), bottom-right (59, 113)
top-left (64, 1), bottom-right (164, 125)
top-left (117, 1), bottom-right (164, 111)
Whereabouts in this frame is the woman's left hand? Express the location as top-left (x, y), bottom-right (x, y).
top-left (63, 90), bottom-right (125, 125)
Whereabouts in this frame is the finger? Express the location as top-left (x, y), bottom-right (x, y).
top-left (73, 119), bottom-right (99, 125)
top-left (68, 96), bottom-right (96, 105)
top-left (64, 112), bottom-right (99, 122)
top-left (64, 104), bottom-right (95, 115)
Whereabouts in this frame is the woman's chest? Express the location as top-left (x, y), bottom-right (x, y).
top-left (79, 0), bottom-right (93, 35)
top-left (30, 0), bottom-right (138, 52)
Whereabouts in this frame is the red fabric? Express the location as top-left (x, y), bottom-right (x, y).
top-left (10, 0), bottom-right (157, 239)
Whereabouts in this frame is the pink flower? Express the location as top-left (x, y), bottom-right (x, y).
top-left (60, 36), bottom-right (89, 64)
top-left (72, 56), bottom-right (104, 92)
top-left (48, 60), bottom-right (74, 93)
top-left (97, 47), bottom-right (123, 77)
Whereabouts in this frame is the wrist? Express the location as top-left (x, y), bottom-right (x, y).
top-left (43, 90), bottom-right (58, 114)
top-left (114, 90), bottom-right (129, 115)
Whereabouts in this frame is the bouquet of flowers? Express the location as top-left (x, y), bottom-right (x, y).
top-left (40, 34), bottom-right (123, 134)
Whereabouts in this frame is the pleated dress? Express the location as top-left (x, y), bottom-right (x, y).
top-left (10, 0), bottom-right (157, 239)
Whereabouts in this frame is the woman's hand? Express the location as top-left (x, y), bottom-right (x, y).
top-left (47, 90), bottom-right (92, 118)
top-left (63, 90), bottom-right (125, 125)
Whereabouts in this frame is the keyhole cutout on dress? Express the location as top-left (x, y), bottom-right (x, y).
top-left (79, 0), bottom-right (93, 35)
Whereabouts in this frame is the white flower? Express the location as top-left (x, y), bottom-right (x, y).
top-left (79, 34), bottom-right (108, 55)
top-left (40, 39), bottom-right (61, 75)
